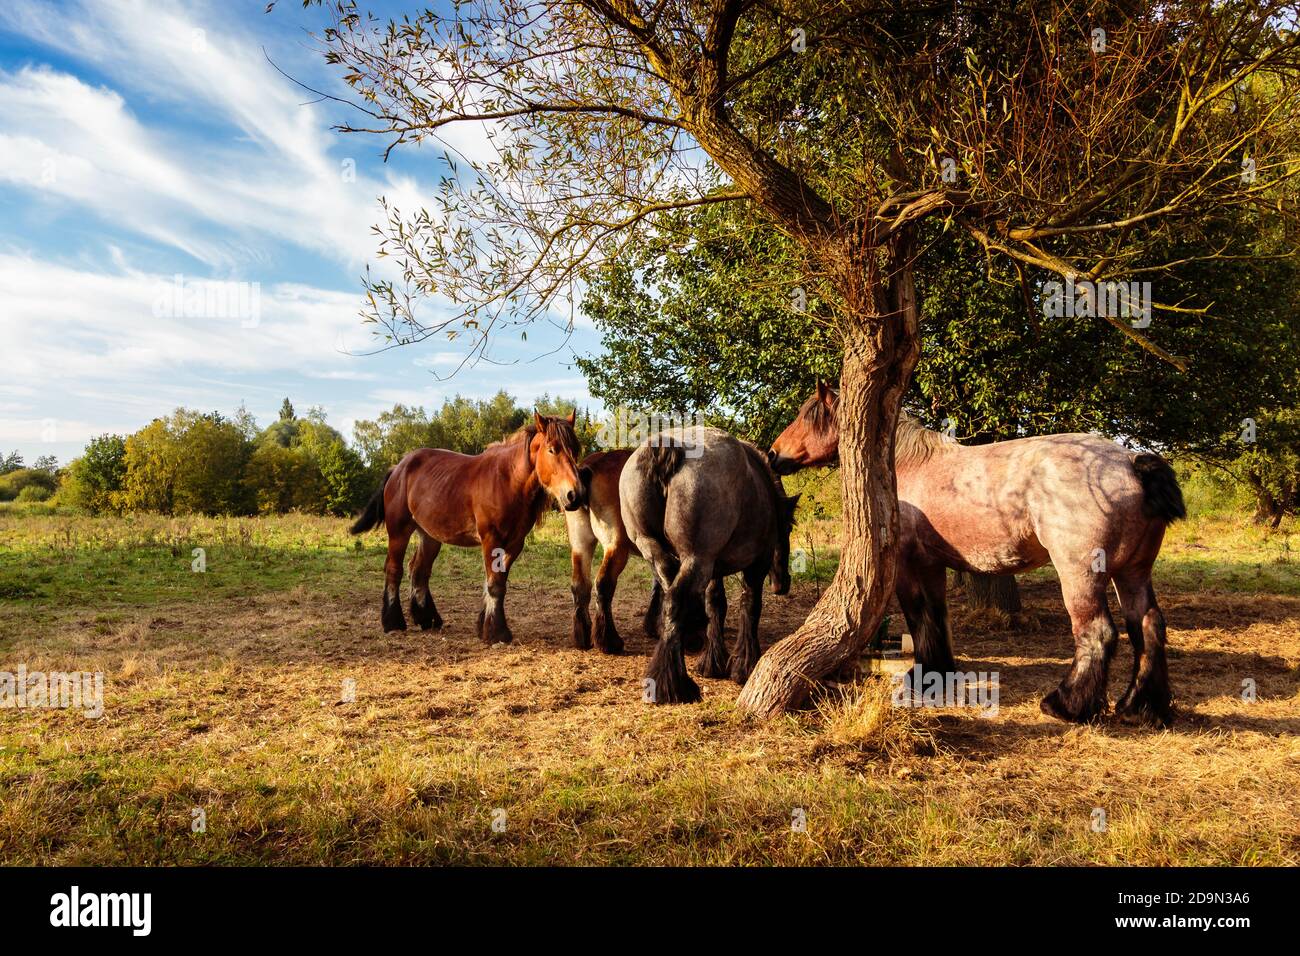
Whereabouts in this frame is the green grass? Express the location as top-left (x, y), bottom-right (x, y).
top-left (0, 511), bottom-right (608, 610)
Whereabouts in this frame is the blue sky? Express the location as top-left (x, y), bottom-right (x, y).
top-left (0, 0), bottom-right (601, 466)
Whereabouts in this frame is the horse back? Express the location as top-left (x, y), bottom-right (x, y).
top-left (899, 432), bottom-right (1165, 575)
top-left (391, 444), bottom-right (541, 548)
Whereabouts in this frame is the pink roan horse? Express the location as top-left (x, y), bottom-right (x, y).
top-left (770, 385), bottom-right (1185, 727)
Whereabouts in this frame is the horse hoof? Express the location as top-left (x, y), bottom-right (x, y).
top-left (1039, 692), bottom-right (1072, 722)
top-left (573, 610), bottom-right (595, 649)
top-left (1040, 689), bottom-right (1107, 724)
top-left (409, 596), bottom-right (439, 631)
top-left (381, 607), bottom-right (407, 632)
top-left (1116, 698), bottom-right (1173, 729)
top-left (695, 652), bottom-right (730, 680)
top-left (728, 659), bottom-right (753, 685)
top-left (594, 621), bottom-right (623, 654)
top-left (648, 675), bottom-right (702, 705)
top-left (486, 627), bottom-right (514, 646)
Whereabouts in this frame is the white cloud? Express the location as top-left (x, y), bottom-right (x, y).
top-left (0, 251), bottom-right (379, 442)
top-left (0, 0), bottom-right (414, 270)
top-left (0, 0), bottom-right (604, 460)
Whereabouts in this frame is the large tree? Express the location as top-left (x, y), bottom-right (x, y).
top-left (307, 0), bottom-right (1300, 714)
top-left (579, 202), bottom-right (1300, 450)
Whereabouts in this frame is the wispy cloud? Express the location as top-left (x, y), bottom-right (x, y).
top-left (0, 0), bottom-right (600, 462)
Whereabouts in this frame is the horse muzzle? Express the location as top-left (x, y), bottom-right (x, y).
top-left (767, 449), bottom-right (801, 476)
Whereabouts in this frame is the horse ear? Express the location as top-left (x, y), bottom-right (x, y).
top-left (816, 381), bottom-right (831, 403)
top-left (534, 410), bottom-right (547, 433)
top-left (785, 493), bottom-right (802, 519)
top-left (566, 408), bottom-right (576, 425)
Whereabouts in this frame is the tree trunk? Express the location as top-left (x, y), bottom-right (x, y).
top-left (953, 570), bottom-right (1022, 613)
top-left (737, 232), bottom-right (919, 717)
top-left (1251, 483), bottom-right (1280, 526)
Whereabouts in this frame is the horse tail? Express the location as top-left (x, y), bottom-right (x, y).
top-left (1132, 454), bottom-right (1186, 522)
top-left (639, 443), bottom-right (686, 497)
top-left (349, 469), bottom-right (393, 534)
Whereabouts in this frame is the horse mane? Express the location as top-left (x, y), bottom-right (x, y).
top-left (740, 440), bottom-right (794, 523)
top-left (799, 390), bottom-right (836, 436)
top-left (491, 417), bottom-right (580, 456)
top-left (801, 386), bottom-right (952, 470)
top-left (895, 412), bottom-right (956, 468)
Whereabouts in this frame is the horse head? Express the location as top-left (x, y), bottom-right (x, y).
top-left (769, 382), bottom-right (839, 475)
top-left (529, 409), bottom-right (589, 511)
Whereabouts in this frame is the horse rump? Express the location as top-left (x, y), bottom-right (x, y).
top-left (639, 442), bottom-right (686, 496)
top-left (1132, 454), bottom-right (1186, 522)
top-left (349, 469), bottom-right (392, 534)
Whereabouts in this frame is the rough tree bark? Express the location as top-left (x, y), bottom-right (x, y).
top-left (737, 231), bottom-right (920, 717)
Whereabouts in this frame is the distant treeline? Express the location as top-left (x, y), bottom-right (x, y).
top-left (2, 392), bottom-right (596, 517)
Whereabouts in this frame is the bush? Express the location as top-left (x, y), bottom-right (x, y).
top-left (15, 484), bottom-right (51, 503)
top-left (0, 468), bottom-right (58, 502)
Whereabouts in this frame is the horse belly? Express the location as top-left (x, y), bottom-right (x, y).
top-left (589, 505), bottom-right (626, 553)
top-left (906, 499), bottom-right (1048, 575)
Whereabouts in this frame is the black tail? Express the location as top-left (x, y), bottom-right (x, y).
top-left (349, 469), bottom-right (392, 534)
top-left (1132, 454), bottom-right (1186, 522)
top-left (640, 443), bottom-right (686, 496)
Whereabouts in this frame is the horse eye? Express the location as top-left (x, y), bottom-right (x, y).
top-left (549, 446), bottom-right (559, 455)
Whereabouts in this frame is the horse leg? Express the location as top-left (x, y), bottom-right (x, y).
top-left (381, 523), bottom-right (414, 632)
top-left (407, 531), bottom-right (443, 631)
top-left (1040, 569), bottom-right (1117, 723)
top-left (568, 513), bottom-right (596, 650)
top-left (896, 560), bottom-right (956, 675)
top-left (695, 577), bottom-right (730, 678)
top-left (643, 578), bottom-right (664, 640)
top-left (1113, 576), bottom-right (1174, 727)
top-left (729, 564), bottom-right (766, 684)
top-left (644, 556), bottom-right (709, 704)
top-left (592, 541), bottom-right (628, 654)
top-left (477, 536), bottom-right (517, 645)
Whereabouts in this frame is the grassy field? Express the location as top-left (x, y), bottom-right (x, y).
top-left (1, 493), bottom-right (1298, 865)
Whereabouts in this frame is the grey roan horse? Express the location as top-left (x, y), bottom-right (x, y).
top-left (770, 385), bottom-right (1185, 727)
top-left (621, 427), bottom-right (799, 704)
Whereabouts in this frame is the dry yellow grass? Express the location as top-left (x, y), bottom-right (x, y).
top-left (1, 511), bottom-right (1298, 864)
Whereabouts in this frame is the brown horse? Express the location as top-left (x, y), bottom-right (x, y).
top-left (564, 449), bottom-right (653, 655)
top-left (350, 411), bottom-right (588, 642)
top-left (770, 385), bottom-right (1184, 727)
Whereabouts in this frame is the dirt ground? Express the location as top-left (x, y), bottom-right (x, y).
top-left (2, 529), bottom-right (1298, 864)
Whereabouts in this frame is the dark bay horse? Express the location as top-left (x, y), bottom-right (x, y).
top-left (350, 411), bottom-right (588, 642)
top-left (769, 385), bottom-right (1184, 727)
top-left (621, 427), bottom-right (799, 704)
